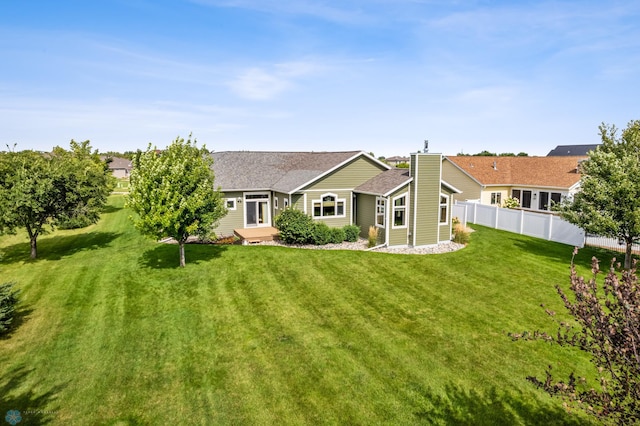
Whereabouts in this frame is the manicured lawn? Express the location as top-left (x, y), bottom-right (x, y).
top-left (0, 195), bottom-right (618, 424)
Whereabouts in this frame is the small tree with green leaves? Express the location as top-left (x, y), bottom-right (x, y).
top-left (127, 135), bottom-right (226, 267)
top-left (556, 120), bottom-right (640, 269)
top-left (0, 141), bottom-right (113, 259)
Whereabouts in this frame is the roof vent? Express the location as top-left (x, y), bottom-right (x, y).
top-left (493, 161), bottom-right (497, 170)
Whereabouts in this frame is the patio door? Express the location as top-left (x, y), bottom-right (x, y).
top-left (245, 193), bottom-right (270, 227)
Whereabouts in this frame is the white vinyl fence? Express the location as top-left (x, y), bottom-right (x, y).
top-left (453, 201), bottom-right (585, 247)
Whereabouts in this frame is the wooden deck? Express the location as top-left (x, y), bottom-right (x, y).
top-left (234, 227), bottom-right (279, 244)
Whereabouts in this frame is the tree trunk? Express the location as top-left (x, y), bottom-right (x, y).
top-left (179, 241), bottom-right (186, 267)
top-left (30, 235), bottom-right (37, 259)
top-left (625, 239), bottom-right (633, 270)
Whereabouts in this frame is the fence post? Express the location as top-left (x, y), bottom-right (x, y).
top-left (495, 205), bottom-right (499, 229)
top-left (519, 209), bottom-right (524, 235)
top-left (548, 215), bottom-right (553, 240)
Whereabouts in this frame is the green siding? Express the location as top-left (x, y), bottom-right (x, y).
top-left (442, 159), bottom-right (482, 203)
top-left (217, 191), bottom-right (245, 237)
top-left (355, 194), bottom-right (380, 242)
top-left (303, 156), bottom-right (387, 191)
top-left (411, 154), bottom-right (442, 246)
top-left (387, 186), bottom-right (410, 246)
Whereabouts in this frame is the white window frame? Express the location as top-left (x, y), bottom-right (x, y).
top-left (225, 198), bottom-right (237, 211)
top-left (391, 193), bottom-right (407, 229)
top-left (312, 193), bottom-right (346, 218)
top-left (376, 196), bottom-right (386, 228)
top-left (439, 194), bottom-right (449, 225)
top-left (283, 198), bottom-right (289, 208)
top-left (274, 197), bottom-right (279, 210)
top-left (490, 192), bottom-right (502, 206)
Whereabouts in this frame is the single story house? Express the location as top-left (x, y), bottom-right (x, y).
top-left (442, 156), bottom-right (585, 212)
top-left (211, 150), bottom-right (461, 247)
top-left (385, 156), bottom-right (410, 167)
top-left (101, 156), bottom-right (133, 178)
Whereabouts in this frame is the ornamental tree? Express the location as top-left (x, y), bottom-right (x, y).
top-left (126, 135), bottom-right (226, 267)
top-left (518, 252), bottom-right (640, 423)
top-left (0, 141), bottom-right (113, 259)
top-left (556, 120), bottom-right (640, 269)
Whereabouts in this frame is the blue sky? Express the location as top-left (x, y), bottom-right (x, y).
top-left (1, 1), bottom-right (639, 157)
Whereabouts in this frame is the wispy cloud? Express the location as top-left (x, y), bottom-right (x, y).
top-left (227, 60), bottom-right (326, 100)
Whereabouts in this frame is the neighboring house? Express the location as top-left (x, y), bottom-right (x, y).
top-left (101, 156), bottom-right (133, 178)
top-left (547, 144), bottom-right (599, 156)
top-left (385, 156), bottom-right (410, 167)
top-left (211, 150), bottom-right (460, 247)
top-left (442, 156), bottom-right (585, 212)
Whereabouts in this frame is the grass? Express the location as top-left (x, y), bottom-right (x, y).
top-left (0, 195), bottom-right (622, 425)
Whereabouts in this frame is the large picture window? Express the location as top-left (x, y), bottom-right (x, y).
top-left (392, 194), bottom-right (407, 228)
top-left (376, 197), bottom-right (386, 227)
top-left (312, 193), bottom-right (345, 218)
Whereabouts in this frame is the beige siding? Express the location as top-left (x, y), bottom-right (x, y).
top-left (216, 191), bottom-right (244, 237)
top-left (480, 186), bottom-right (511, 206)
top-left (411, 154), bottom-right (442, 247)
top-left (442, 159), bottom-right (482, 202)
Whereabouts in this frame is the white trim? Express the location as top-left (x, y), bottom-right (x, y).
top-left (439, 193), bottom-right (449, 226)
top-left (274, 197), bottom-right (279, 210)
top-left (284, 198), bottom-right (290, 209)
top-left (243, 191), bottom-right (271, 228)
top-left (303, 193), bottom-right (307, 214)
top-left (412, 154), bottom-right (419, 247)
top-left (225, 198), bottom-right (237, 211)
top-left (289, 152), bottom-right (391, 193)
top-left (375, 196), bottom-right (386, 228)
top-left (312, 192), bottom-right (346, 219)
top-left (391, 192), bottom-right (408, 229)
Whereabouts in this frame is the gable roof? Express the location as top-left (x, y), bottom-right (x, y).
top-left (547, 144), bottom-right (599, 156)
top-left (355, 168), bottom-right (412, 196)
top-left (100, 156), bottom-right (132, 171)
top-left (211, 151), bottom-right (389, 193)
top-left (445, 156), bottom-right (585, 189)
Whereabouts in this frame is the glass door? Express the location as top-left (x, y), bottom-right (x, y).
top-left (245, 193), bottom-right (270, 227)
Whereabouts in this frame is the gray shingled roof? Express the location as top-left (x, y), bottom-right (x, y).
top-left (211, 151), bottom-right (364, 193)
top-left (547, 144), bottom-right (600, 156)
top-left (354, 168), bottom-right (412, 196)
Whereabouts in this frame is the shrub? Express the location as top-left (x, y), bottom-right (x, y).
top-left (367, 226), bottom-right (379, 248)
top-left (274, 208), bottom-right (314, 244)
top-left (452, 223), bottom-right (471, 245)
top-left (328, 227), bottom-right (346, 244)
top-left (343, 225), bottom-right (360, 242)
top-left (502, 197), bottom-right (520, 209)
top-left (0, 282), bottom-right (19, 335)
top-left (311, 222), bottom-right (331, 245)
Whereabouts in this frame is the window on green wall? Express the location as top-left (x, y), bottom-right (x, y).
top-left (392, 194), bottom-right (407, 228)
top-left (439, 194), bottom-right (449, 224)
top-left (313, 193), bottom-right (345, 218)
top-left (376, 197), bottom-right (386, 227)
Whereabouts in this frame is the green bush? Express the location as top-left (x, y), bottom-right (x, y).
top-left (343, 225), bottom-right (360, 242)
top-left (0, 282), bottom-right (19, 335)
top-left (328, 227), bottom-right (346, 244)
top-left (311, 222), bottom-right (331, 245)
top-left (274, 208), bottom-right (315, 244)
